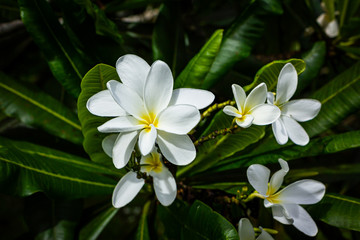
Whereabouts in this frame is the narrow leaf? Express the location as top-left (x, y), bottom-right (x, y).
top-left (135, 200), bottom-right (151, 240)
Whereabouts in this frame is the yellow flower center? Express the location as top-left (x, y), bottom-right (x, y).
top-left (141, 112), bottom-right (159, 128)
top-left (141, 151), bottom-right (163, 174)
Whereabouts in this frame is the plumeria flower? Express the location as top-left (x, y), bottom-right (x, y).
top-left (267, 63), bottom-right (321, 146)
top-left (238, 218), bottom-right (273, 240)
top-left (87, 54), bottom-right (215, 169)
top-left (223, 83), bottom-right (280, 128)
top-left (246, 159), bottom-right (326, 236)
top-left (112, 148), bottom-right (177, 208)
top-left (316, 2), bottom-right (339, 38)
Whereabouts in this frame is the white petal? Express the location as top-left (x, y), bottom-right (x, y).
top-left (282, 204), bottom-right (318, 237)
top-left (232, 84), bottom-right (246, 113)
top-left (138, 125), bottom-right (157, 156)
top-left (268, 159), bottom-right (289, 195)
top-left (107, 80), bottom-right (146, 119)
top-left (235, 115), bottom-right (254, 128)
top-left (276, 179), bottom-right (325, 205)
top-left (246, 164), bottom-right (270, 196)
top-left (157, 131), bottom-right (196, 166)
top-left (316, 13), bottom-right (327, 28)
top-left (153, 169), bottom-right (177, 206)
top-left (116, 54), bottom-right (150, 97)
top-left (87, 90), bottom-right (127, 117)
top-left (276, 63), bottom-right (298, 104)
top-left (169, 88), bottom-right (215, 110)
top-left (223, 106), bottom-right (242, 118)
top-left (282, 99), bottom-right (321, 122)
top-left (144, 60), bottom-right (173, 115)
top-left (272, 119), bottom-right (288, 145)
top-left (266, 92), bottom-right (275, 105)
top-left (325, 19), bottom-right (339, 38)
top-left (97, 116), bottom-right (144, 133)
top-left (112, 131), bottom-right (139, 169)
top-left (112, 171), bottom-right (145, 208)
top-left (102, 134), bottom-right (117, 157)
top-left (238, 218), bottom-right (255, 240)
top-left (244, 83), bottom-right (267, 113)
top-left (249, 104), bottom-right (280, 126)
top-left (271, 204), bottom-right (294, 225)
top-left (282, 116), bottom-right (309, 146)
top-left (157, 105), bottom-right (200, 134)
top-left (257, 229), bottom-right (274, 240)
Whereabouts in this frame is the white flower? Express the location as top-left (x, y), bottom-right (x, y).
top-left (267, 63), bottom-right (321, 146)
top-left (238, 218), bottom-right (273, 240)
top-left (223, 83), bottom-right (280, 128)
top-left (112, 148), bottom-right (177, 208)
top-left (316, 2), bottom-right (339, 38)
top-left (246, 159), bottom-right (326, 237)
top-left (87, 54), bottom-right (215, 168)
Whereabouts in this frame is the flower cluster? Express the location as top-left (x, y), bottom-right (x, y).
top-left (87, 54), bottom-right (325, 238)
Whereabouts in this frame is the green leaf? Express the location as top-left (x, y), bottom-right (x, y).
top-left (18, 0), bottom-right (89, 97)
top-left (202, 0), bottom-right (283, 89)
top-left (79, 206), bottom-right (119, 240)
top-left (296, 41), bottom-right (326, 94)
top-left (135, 200), bottom-right (151, 240)
top-left (152, 2), bottom-right (186, 77)
top-left (208, 130), bottom-right (360, 172)
top-left (178, 111), bottom-right (265, 177)
top-left (77, 64), bottom-right (120, 165)
top-left (309, 193), bottom-right (360, 231)
top-left (303, 61), bottom-right (360, 137)
top-left (181, 200), bottom-right (239, 240)
top-left (175, 29), bottom-right (224, 89)
top-left (0, 137), bottom-right (116, 198)
top-left (0, 72), bottom-right (83, 145)
top-left (243, 59), bottom-right (305, 92)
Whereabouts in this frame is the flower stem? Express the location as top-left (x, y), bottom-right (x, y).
top-left (242, 191), bottom-right (264, 203)
top-left (194, 123), bottom-right (238, 146)
top-left (201, 100), bottom-right (235, 119)
top-left (254, 227), bottom-right (278, 235)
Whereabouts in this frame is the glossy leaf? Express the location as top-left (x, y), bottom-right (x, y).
top-left (181, 200), bottom-right (239, 240)
top-left (152, 2), bottom-right (186, 77)
top-left (0, 72), bottom-right (83, 145)
top-left (309, 193), bottom-right (360, 231)
top-left (175, 29), bottom-right (223, 89)
top-left (135, 200), bottom-right (151, 240)
top-left (243, 59), bottom-right (305, 92)
top-left (79, 206), bottom-right (119, 240)
top-left (296, 41), bottom-right (326, 94)
top-left (18, 0), bottom-right (89, 97)
top-left (0, 137), bottom-right (116, 198)
top-left (208, 130), bottom-right (360, 172)
top-left (202, 0), bottom-right (283, 89)
top-left (304, 60), bottom-right (360, 137)
top-left (77, 64), bottom-right (119, 165)
top-left (178, 111), bottom-right (265, 177)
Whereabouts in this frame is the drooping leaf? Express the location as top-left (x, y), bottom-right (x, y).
top-left (0, 72), bottom-right (83, 145)
top-left (309, 193), bottom-right (360, 231)
top-left (152, 2), bottom-right (186, 77)
top-left (303, 60), bottom-right (360, 137)
top-left (243, 59), bottom-right (305, 92)
top-left (77, 64), bottom-right (119, 165)
top-left (135, 200), bottom-right (151, 240)
top-left (18, 0), bottom-right (90, 97)
top-left (175, 29), bottom-right (224, 89)
top-left (0, 137), bottom-right (116, 198)
top-left (202, 0), bottom-right (283, 89)
top-left (79, 206), bottom-right (119, 240)
top-left (181, 200), bottom-right (239, 240)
